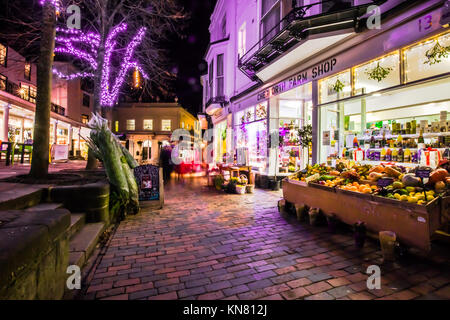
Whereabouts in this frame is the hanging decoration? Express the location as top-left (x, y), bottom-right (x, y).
top-left (53, 24), bottom-right (149, 107)
top-left (424, 40), bottom-right (450, 65)
top-left (332, 78), bottom-right (345, 93)
top-left (365, 62), bottom-right (393, 82)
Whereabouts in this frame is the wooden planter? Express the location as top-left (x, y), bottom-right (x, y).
top-left (282, 179), bottom-right (444, 252)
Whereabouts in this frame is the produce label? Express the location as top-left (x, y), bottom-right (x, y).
top-left (415, 169), bottom-right (431, 178)
top-left (377, 177), bottom-right (394, 187)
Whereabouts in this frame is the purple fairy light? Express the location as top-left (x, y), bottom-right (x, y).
top-left (53, 24), bottom-right (148, 107)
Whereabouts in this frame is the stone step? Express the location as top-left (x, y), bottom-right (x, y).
top-left (0, 183), bottom-right (44, 211)
top-left (69, 222), bottom-right (105, 268)
top-left (69, 213), bottom-right (86, 239)
top-left (24, 203), bottom-right (64, 211)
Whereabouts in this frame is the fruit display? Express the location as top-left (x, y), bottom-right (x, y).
top-left (288, 160), bottom-right (449, 205)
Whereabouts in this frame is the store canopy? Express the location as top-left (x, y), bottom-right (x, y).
top-left (239, 0), bottom-right (387, 82)
top-left (205, 103), bottom-right (222, 116)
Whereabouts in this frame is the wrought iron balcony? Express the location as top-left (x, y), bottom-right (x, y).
top-left (205, 95), bottom-right (228, 108)
top-left (238, 0), bottom-right (387, 81)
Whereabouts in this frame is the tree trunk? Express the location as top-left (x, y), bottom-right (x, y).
top-left (29, 3), bottom-right (56, 178)
top-left (85, 40), bottom-right (106, 170)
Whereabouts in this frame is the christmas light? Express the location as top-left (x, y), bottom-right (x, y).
top-left (53, 24), bottom-right (148, 107)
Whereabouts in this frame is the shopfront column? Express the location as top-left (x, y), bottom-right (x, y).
top-left (53, 120), bottom-right (58, 145)
top-left (68, 124), bottom-right (73, 154)
top-left (2, 104), bottom-right (10, 142)
top-left (311, 80), bottom-right (319, 165)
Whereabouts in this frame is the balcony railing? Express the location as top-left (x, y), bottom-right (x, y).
top-left (238, 0), bottom-right (386, 81)
top-left (0, 78), bottom-right (66, 116)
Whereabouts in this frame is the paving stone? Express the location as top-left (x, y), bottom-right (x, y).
top-left (326, 286), bottom-right (355, 299)
top-left (280, 287), bottom-right (309, 300)
top-left (304, 292), bottom-right (335, 300)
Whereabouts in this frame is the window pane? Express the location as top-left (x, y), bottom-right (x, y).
top-left (262, 0), bottom-right (278, 16)
top-left (221, 16), bottom-right (226, 38)
top-left (115, 121), bottom-right (119, 132)
top-left (216, 77), bottom-right (224, 97)
top-left (319, 70), bottom-right (352, 104)
top-left (262, 4), bottom-right (280, 44)
top-left (217, 54), bottom-right (224, 76)
top-left (127, 119), bottom-right (135, 130)
top-left (0, 74), bottom-right (6, 91)
top-left (404, 32), bottom-right (450, 82)
top-left (20, 84), bottom-right (30, 101)
top-left (162, 119), bottom-right (171, 131)
top-left (143, 119), bottom-right (153, 130)
top-left (354, 52), bottom-right (400, 95)
top-left (255, 102), bottom-right (267, 120)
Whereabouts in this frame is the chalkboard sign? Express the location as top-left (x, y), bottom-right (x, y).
top-left (377, 177), bottom-right (394, 188)
top-left (134, 165), bottom-right (160, 201)
top-left (416, 169), bottom-right (431, 179)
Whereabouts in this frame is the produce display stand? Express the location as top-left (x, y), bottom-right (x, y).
top-left (282, 178), bottom-right (447, 252)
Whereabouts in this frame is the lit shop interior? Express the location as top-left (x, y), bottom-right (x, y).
top-left (232, 82), bottom-right (313, 176)
top-left (319, 31), bottom-right (450, 168)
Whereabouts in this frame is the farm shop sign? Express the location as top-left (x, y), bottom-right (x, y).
top-left (257, 58), bottom-right (337, 101)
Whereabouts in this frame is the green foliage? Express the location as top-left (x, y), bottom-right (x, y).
top-left (424, 41), bottom-right (450, 65)
top-left (297, 124), bottom-right (313, 148)
top-left (332, 79), bottom-right (345, 93)
top-left (365, 62), bottom-right (393, 82)
top-left (213, 174), bottom-right (225, 191)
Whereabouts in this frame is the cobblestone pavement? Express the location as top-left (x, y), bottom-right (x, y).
top-left (82, 177), bottom-right (450, 300)
top-left (0, 160), bottom-right (88, 179)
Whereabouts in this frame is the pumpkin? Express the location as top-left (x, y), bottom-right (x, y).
top-left (435, 181), bottom-right (446, 192)
top-left (429, 168), bottom-right (448, 184)
top-left (369, 165), bottom-right (385, 174)
top-left (384, 166), bottom-right (401, 178)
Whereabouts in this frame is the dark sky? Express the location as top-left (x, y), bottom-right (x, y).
top-left (168, 0), bottom-right (217, 116)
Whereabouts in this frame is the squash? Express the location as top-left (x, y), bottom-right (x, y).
top-left (369, 165), bottom-right (385, 174)
top-left (435, 181), bottom-right (446, 193)
top-left (384, 166), bottom-right (401, 178)
top-left (369, 172), bottom-right (383, 181)
top-left (429, 168), bottom-right (448, 184)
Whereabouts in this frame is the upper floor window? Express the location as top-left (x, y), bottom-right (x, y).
top-left (162, 119), bottom-right (171, 131)
top-left (82, 93), bottom-right (90, 107)
top-left (321, 0), bottom-right (353, 14)
top-left (238, 23), bottom-right (246, 58)
top-left (0, 44), bottom-right (7, 67)
top-left (81, 114), bottom-right (89, 124)
top-left (209, 60), bottom-right (214, 99)
top-left (143, 119), bottom-right (153, 130)
top-left (20, 83), bottom-right (36, 103)
top-left (0, 74), bottom-right (6, 91)
top-left (114, 120), bottom-right (119, 132)
top-left (261, 0), bottom-right (281, 45)
top-left (24, 62), bottom-right (31, 81)
top-left (221, 15), bottom-right (227, 38)
top-left (127, 119), bottom-right (135, 131)
top-left (216, 54), bottom-right (224, 97)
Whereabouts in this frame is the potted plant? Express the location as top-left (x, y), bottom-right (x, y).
top-left (354, 221), bottom-right (367, 248)
top-left (213, 174), bottom-right (225, 191)
top-left (226, 177), bottom-right (239, 193)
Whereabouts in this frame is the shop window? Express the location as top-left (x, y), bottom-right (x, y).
top-left (162, 119), bottom-right (171, 131)
top-left (404, 31), bottom-right (450, 83)
top-left (208, 60), bottom-right (214, 99)
top-left (126, 119), bottom-right (135, 131)
top-left (261, 0), bottom-right (281, 45)
top-left (216, 54), bottom-right (224, 97)
top-left (115, 120), bottom-right (119, 132)
top-left (24, 62), bottom-right (31, 81)
top-left (255, 103), bottom-right (267, 120)
top-left (354, 52), bottom-right (400, 95)
top-left (279, 100), bottom-right (302, 118)
top-left (0, 44), bottom-right (6, 67)
top-left (0, 74), bottom-right (6, 91)
top-left (142, 140), bottom-right (152, 161)
top-left (143, 119), bottom-right (153, 130)
top-left (238, 22), bottom-right (246, 58)
top-left (81, 114), bottom-right (89, 124)
top-left (319, 70), bottom-right (351, 104)
top-left (83, 93), bottom-right (90, 107)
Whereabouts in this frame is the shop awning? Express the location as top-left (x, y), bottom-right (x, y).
top-left (205, 103), bottom-right (222, 116)
top-left (239, 0), bottom-right (387, 82)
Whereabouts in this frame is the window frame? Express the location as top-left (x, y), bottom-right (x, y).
top-left (24, 62), bottom-right (31, 81)
top-left (221, 15), bottom-right (227, 39)
top-left (161, 119), bottom-right (171, 131)
top-left (216, 54), bottom-right (224, 97)
top-left (81, 114), bottom-right (89, 124)
top-left (143, 119), bottom-right (153, 130)
top-left (0, 73), bottom-right (7, 91)
top-left (260, 0), bottom-right (282, 44)
top-left (209, 60), bottom-right (214, 99)
top-left (126, 119), bottom-right (136, 131)
top-left (0, 44), bottom-right (7, 67)
top-left (82, 92), bottom-right (90, 108)
top-left (238, 22), bottom-right (247, 58)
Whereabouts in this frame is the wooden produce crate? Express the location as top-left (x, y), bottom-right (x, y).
top-left (283, 178), bottom-right (443, 252)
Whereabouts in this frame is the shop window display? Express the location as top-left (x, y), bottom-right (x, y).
top-left (319, 70), bottom-right (351, 104)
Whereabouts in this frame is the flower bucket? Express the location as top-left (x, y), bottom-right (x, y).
top-left (235, 185), bottom-right (246, 194)
top-left (379, 231), bottom-right (396, 261)
top-left (246, 184), bottom-right (255, 193)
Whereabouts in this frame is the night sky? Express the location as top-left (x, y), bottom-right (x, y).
top-left (168, 0), bottom-right (217, 115)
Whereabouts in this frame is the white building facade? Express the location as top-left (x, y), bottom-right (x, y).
top-left (203, 0), bottom-right (450, 179)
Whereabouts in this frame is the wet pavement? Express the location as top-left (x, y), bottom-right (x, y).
top-left (81, 177), bottom-right (450, 300)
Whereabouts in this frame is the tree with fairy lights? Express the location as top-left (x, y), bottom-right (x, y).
top-left (0, 0), bottom-right (185, 175)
